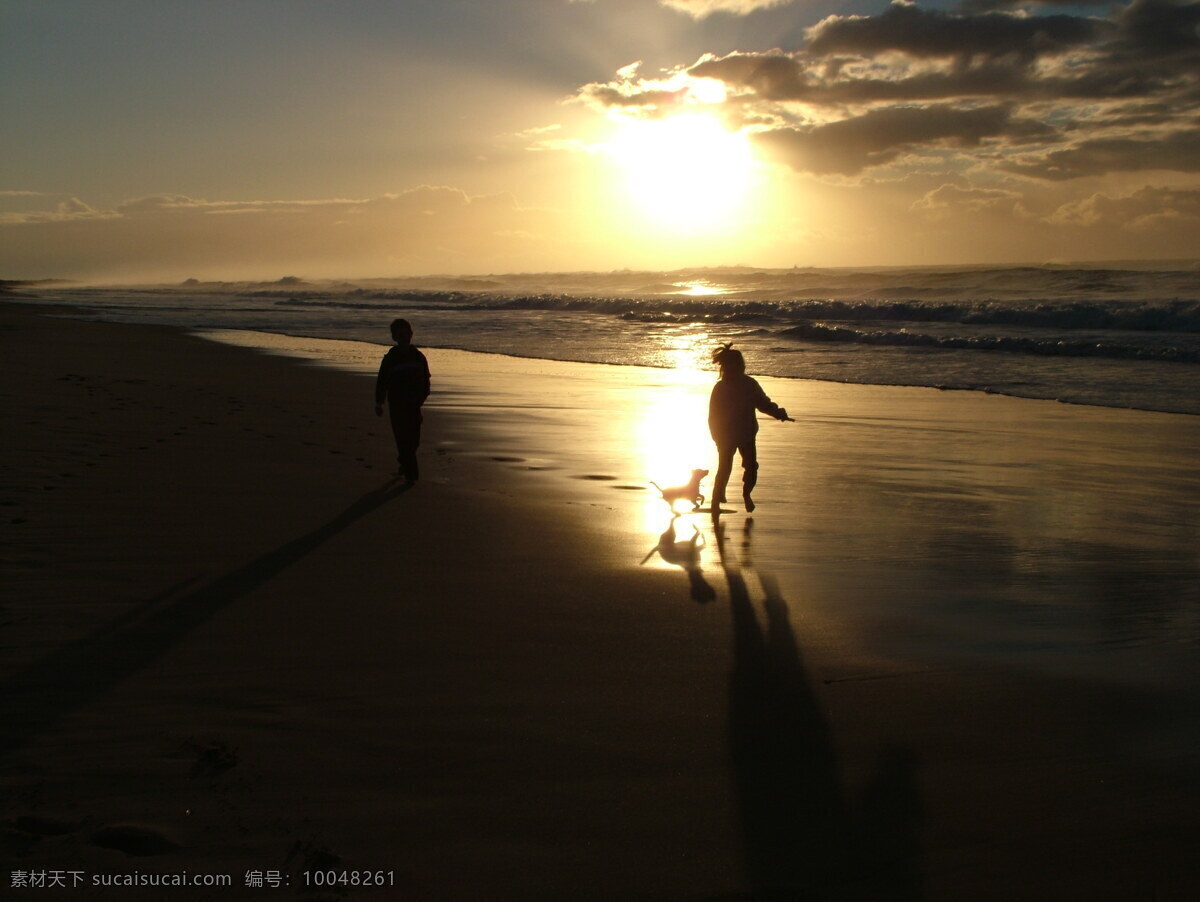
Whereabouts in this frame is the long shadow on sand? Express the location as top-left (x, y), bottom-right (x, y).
top-left (0, 479), bottom-right (412, 757)
top-left (709, 518), bottom-right (923, 901)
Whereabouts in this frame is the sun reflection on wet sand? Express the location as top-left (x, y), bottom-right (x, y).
top-left (630, 334), bottom-right (714, 531)
top-left (635, 389), bottom-right (709, 476)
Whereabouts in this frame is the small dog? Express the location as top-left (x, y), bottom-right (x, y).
top-left (650, 469), bottom-right (709, 511)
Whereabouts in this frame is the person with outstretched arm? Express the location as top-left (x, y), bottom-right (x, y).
top-left (708, 343), bottom-right (792, 513)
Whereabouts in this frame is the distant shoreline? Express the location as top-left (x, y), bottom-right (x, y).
top-left (5, 257), bottom-right (1199, 290)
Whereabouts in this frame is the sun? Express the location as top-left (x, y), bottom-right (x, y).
top-left (607, 112), bottom-right (755, 232)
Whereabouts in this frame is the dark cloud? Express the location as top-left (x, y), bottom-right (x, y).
top-left (1116, 0), bottom-right (1200, 56)
top-left (804, 3), bottom-right (1111, 64)
top-left (687, 2), bottom-right (1199, 106)
top-left (690, 53), bottom-right (809, 100)
top-left (1003, 128), bottom-right (1200, 179)
top-left (753, 103), bottom-right (1022, 175)
top-left (578, 84), bottom-right (688, 113)
top-left (958, 0), bottom-right (1111, 12)
top-left (692, 52), bottom-right (1034, 102)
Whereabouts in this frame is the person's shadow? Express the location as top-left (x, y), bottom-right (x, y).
top-left (710, 519), bottom-right (924, 900)
top-left (0, 478), bottom-right (413, 756)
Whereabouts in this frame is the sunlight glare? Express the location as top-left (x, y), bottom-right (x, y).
top-left (608, 113), bottom-right (754, 232)
top-left (675, 281), bottom-right (727, 296)
top-left (633, 343), bottom-right (714, 534)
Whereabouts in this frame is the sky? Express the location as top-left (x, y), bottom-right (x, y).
top-left (2, 0), bottom-right (1199, 280)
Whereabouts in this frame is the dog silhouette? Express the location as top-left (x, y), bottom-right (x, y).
top-left (650, 469), bottom-right (708, 512)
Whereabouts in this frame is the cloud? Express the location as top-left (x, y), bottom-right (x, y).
top-left (689, 53), bottom-right (810, 100)
top-left (571, 0), bottom-right (792, 17)
top-left (0, 187), bottom-right (559, 279)
top-left (958, 0), bottom-right (1103, 10)
top-left (115, 194), bottom-right (210, 214)
top-left (804, 3), bottom-right (1112, 63)
top-left (1003, 128), bottom-right (1200, 180)
top-left (752, 103), bottom-right (1032, 175)
top-left (658, 0), bottom-right (793, 17)
top-left (912, 183), bottom-right (1022, 219)
top-left (0, 195), bottom-right (113, 224)
top-left (691, 51), bottom-right (1046, 104)
top-left (576, 82), bottom-right (689, 114)
top-left (1047, 185), bottom-right (1200, 228)
top-left (572, 59), bottom-right (731, 118)
top-left (1116, 0), bottom-right (1200, 56)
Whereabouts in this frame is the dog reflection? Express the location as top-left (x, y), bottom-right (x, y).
top-left (641, 514), bottom-right (717, 603)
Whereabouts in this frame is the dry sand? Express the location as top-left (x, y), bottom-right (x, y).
top-left (2, 302), bottom-right (1198, 900)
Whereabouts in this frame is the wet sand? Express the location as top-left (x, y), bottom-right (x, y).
top-left (2, 302), bottom-right (1198, 900)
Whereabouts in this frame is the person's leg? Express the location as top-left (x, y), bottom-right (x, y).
top-left (739, 439), bottom-right (759, 511)
top-left (389, 408), bottom-right (422, 482)
top-left (397, 441), bottom-right (419, 483)
top-left (712, 442), bottom-right (735, 504)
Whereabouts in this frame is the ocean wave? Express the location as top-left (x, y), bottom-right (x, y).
top-left (272, 290), bottom-right (1200, 334)
top-left (777, 322), bottom-right (1200, 362)
top-left (472, 293), bottom-right (1200, 334)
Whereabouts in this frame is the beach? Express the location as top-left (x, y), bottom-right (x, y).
top-left (2, 302), bottom-right (1199, 900)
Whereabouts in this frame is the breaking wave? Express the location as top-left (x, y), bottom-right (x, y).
top-left (777, 322), bottom-right (1200, 363)
top-left (276, 293), bottom-right (1200, 334)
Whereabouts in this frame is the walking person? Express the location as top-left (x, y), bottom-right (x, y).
top-left (375, 318), bottom-right (430, 484)
top-left (709, 343), bottom-right (792, 512)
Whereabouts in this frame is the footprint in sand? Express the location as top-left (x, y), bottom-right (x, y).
top-left (576, 474), bottom-right (618, 481)
top-left (189, 740), bottom-right (239, 777)
top-left (15, 815), bottom-right (79, 837)
top-left (286, 840), bottom-right (342, 872)
top-left (92, 824), bottom-right (180, 857)
top-left (8, 815), bottom-right (80, 855)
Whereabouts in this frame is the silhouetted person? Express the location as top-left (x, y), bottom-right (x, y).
top-left (709, 343), bottom-right (791, 512)
top-left (375, 318), bottom-right (430, 483)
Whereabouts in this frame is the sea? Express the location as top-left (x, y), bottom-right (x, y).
top-left (10, 260), bottom-right (1200, 416)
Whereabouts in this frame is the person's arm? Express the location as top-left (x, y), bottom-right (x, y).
top-left (375, 351), bottom-right (390, 413)
top-left (708, 383), bottom-right (721, 441)
top-left (750, 379), bottom-right (791, 421)
top-left (418, 352), bottom-right (431, 405)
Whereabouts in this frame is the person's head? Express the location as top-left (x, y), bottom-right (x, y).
top-left (712, 343), bottom-right (745, 378)
top-left (390, 318), bottom-right (413, 345)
